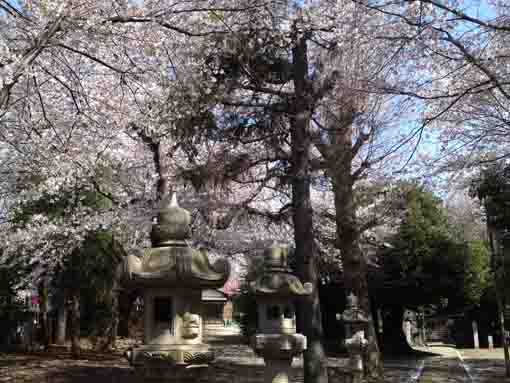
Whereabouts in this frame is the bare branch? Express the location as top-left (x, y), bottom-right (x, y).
top-left (1, 12), bottom-right (66, 111)
top-left (56, 44), bottom-right (126, 74)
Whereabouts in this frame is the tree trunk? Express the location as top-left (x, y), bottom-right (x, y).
top-left (106, 290), bottom-right (120, 350)
top-left (381, 306), bottom-right (413, 354)
top-left (56, 302), bottom-right (67, 345)
top-left (291, 34), bottom-right (328, 383)
top-left (70, 290), bottom-right (80, 358)
top-left (497, 297), bottom-right (510, 377)
top-left (118, 290), bottom-right (138, 338)
top-left (487, 225), bottom-right (509, 376)
top-left (38, 281), bottom-right (50, 347)
top-left (136, 127), bottom-right (169, 204)
top-left (330, 123), bottom-right (382, 377)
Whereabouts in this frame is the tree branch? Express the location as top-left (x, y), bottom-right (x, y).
top-left (56, 44), bottom-right (126, 74)
top-left (1, 12), bottom-right (66, 111)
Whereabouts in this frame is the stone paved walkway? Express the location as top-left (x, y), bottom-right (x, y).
top-left (415, 345), bottom-right (508, 383)
top-left (417, 346), bottom-right (468, 383)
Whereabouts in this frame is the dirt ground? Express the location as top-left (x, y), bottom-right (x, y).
top-left (0, 344), bottom-right (414, 383)
top-left (0, 342), bottom-right (507, 383)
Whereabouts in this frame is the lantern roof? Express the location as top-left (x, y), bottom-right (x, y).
top-left (250, 244), bottom-right (312, 298)
top-left (122, 193), bottom-right (230, 289)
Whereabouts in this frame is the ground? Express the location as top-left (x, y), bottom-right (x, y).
top-left (0, 341), bottom-right (507, 382)
top-left (415, 344), bottom-right (508, 383)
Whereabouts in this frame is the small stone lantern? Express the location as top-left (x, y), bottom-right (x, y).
top-left (342, 293), bottom-right (368, 383)
top-left (122, 194), bottom-right (230, 382)
top-left (250, 244), bottom-right (313, 383)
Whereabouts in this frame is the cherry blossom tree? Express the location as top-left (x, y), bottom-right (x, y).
top-left (357, 0), bottom-right (510, 172)
top-left (0, 0), bottom-right (270, 274)
top-left (0, 1), bottom-right (67, 113)
top-left (0, 4), bottom-right (289, 357)
top-left (0, 1), bottom-right (436, 379)
top-left (171, 1), bottom-right (422, 380)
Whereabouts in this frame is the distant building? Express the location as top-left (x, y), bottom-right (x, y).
top-left (201, 274), bottom-right (241, 336)
top-left (202, 289), bottom-right (228, 327)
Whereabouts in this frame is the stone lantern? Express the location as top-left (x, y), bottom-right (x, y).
top-left (342, 293), bottom-right (368, 383)
top-left (250, 244), bottom-right (312, 383)
top-left (122, 194), bottom-right (230, 382)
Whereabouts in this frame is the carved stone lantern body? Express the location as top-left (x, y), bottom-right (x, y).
top-left (342, 293), bottom-right (369, 383)
top-left (122, 194), bottom-right (230, 381)
top-left (250, 245), bottom-right (312, 383)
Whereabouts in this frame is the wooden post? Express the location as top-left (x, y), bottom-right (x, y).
top-left (472, 321), bottom-right (479, 349)
top-left (488, 335), bottom-right (494, 350)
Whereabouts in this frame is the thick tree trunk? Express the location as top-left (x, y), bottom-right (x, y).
top-left (291, 34), bottom-right (328, 383)
top-left (381, 306), bottom-right (413, 355)
top-left (154, 141), bottom-right (169, 202)
top-left (118, 290), bottom-right (138, 338)
top-left (56, 303), bottom-right (67, 345)
top-left (487, 225), bottom-right (509, 376)
top-left (105, 290), bottom-right (120, 350)
top-left (118, 296), bottom-right (131, 338)
top-left (47, 315), bottom-right (54, 346)
top-left (330, 124), bottom-right (382, 377)
top-left (70, 290), bottom-right (81, 358)
top-left (136, 128), bottom-right (168, 204)
top-left (38, 282), bottom-right (50, 347)
top-left (497, 298), bottom-right (510, 377)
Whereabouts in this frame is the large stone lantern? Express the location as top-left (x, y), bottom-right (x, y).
top-left (122, 194), bottom-right (230, 382)
top-left (250, 244), bottom-right (312, 383)
top-left (342, 293), bottom-right (368, 383)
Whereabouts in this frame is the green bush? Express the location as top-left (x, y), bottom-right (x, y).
top-left (0, 267), bottom-right (31, 345)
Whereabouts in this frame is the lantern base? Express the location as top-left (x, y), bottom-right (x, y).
top-left (127, 343), bottom-right (214, 365)
top-left (134, 364), bottom-right (209, 382)
top-left (263, 357), bottom-right (294, 383)
top-left (251, 333), bottom-right (306, 383)
top-left (126, 343), bottom-right (214, 381)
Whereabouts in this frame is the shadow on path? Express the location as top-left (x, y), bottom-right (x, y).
top-left (0, 343), bottom-right (457, 383)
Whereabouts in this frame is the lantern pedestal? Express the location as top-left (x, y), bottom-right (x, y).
top-left (252, 333), bottom-right (306, 383)
top-left (133, 361), bottom-right (209, 382)
top-left (126, 343), bottom-right (214, 368)
top-left (264, 358), bottom-right (293, 383)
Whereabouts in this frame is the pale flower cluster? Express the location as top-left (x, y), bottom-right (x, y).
top-left (0, 0), bottom-right (435, 289)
